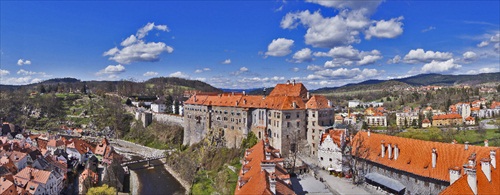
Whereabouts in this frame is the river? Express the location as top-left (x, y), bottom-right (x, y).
top-left (128, 157), bottom-right (186, 195)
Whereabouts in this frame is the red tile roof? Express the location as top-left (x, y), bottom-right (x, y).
top-left (422, 118), bottom-right (431, 123)
top-left (268, 83), bottom-right (308, 98)
top-left (320, 129), bottom-right (344, 147)
top-left (352, 131), bottom-right (498, 182)
top-left (306, 95), bottom-right (331, 109)
top-left (433, 113), bottom-right (462, 120)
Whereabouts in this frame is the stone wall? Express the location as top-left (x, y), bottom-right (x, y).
top-left (153, 113), bottom-right (184, 125)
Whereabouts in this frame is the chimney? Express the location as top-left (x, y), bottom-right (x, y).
top-left (286, 80), bottom-right (290, 85)
top-left (307, 92), bottom-right (310, 100)
top-left (452, 139), bottom-right (457, 144)
top-left (394, 144), bottom-right (399, 160)
top-left (449, 167), bottom-right (461, 185)
top-left (269, 173), bottom-right (277, 194)
top-left (465, 141), bottom-right (469, 150)
top-left (292, 79), bottom-right (296, 86)
top-left (381, 141), bottom-right (385, 158)
top-left (328, 100), bottom-right (332, 107)
top-left (491, 150), bottom-right (496, 168)
top-left (368, 129), bottom-right (371, 137)
top-left (480, 158), bottom-right (492, 182)
top-left (292, 102), bottom-right (297, 108)
top-left (466, 168), bottom-right (477, 195)
top-left (484, 139), bottom-right (489, 147)
top-left (232, 92), bottom-right (235, 96)
top-left (387, 144), bottom-right (392, 159)
top-left (243, 91), bottom-right (246, 96)
top-left (243, 99), bottom-right (247, 104)
top-left (193, 95), bottom-right (197, 102)
top-left (432, 148), bottom-right (437, 168)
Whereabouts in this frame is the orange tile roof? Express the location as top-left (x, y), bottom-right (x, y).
top-left (268, 83), bottom-right (308, 98)
top-left (0, 176), bottom-right (16, 195)
top-left (320, 129), bottom-right (344, 147)
top-left (465, 116), bottom-right (475, 121)
top-left (235, 140), bottom-right (294, 195)
top-left (14, 167), bottom-right (51, 185)
top-left (306, 95), bottom-right (331, 109)
top-left (433, 113), bottom-right (462, 120)
top-left (491, 101), bottom-right (500, 109)
top-left (439, 175), bottom-right (473, 195)
top-left (422, 118), bottom-right (431, 123)
top-left (352, 131), bottom-right (498, 182)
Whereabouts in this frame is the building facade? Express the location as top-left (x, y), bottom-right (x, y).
top-left (183, 82), bottom-right (333, 157)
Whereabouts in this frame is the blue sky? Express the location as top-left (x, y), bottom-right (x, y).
top-left (1, 1), bottom-right (499, 89)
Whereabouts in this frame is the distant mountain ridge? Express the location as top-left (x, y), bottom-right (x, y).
top-left (313, 72), bottom-right (500, 93)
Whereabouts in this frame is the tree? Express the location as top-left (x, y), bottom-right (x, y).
top-left (81, 83), bottom-right (87, 94)
top-left (344, 132), bottom-right (370, 185)
top-left (39, 85), bottom-right (46, 94)
top-left (86, 184), bottom-right (116, 195)
top-left (386, 97), bottom-right (391, 102)
top-left (174, 100), bottom-right (180, 115)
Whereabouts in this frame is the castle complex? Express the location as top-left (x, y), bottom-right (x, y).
top-left (183, 81), bottom-right (334, 157)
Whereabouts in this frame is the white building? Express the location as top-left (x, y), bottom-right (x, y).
top-left (318, 129), bottom-right (346, 173)
top-left (348, 100), bottom-right (361, 108)
top-left (396, 112), bottom-right (419, 127)
top-left (457, 103), bottom-right (471, 122)
top-left (365, 114), bottom-right (387, 127)
top-left (151, 103), bottom-right (166, 113)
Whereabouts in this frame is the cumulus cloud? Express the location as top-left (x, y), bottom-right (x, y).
top-left (403, 48), bottom-right (453, 63)
top-left (194, 68), bottom-right (211, 73)
top-left (96, 64), bottom-right (126, 75)
top-left (466, 67), bottom-right (499, 74)
top-left (104, 22), bottom-right (173, 64)
top-left (312, 67), bottom-right (382, 80)
top-left (421, 59), bottom-right (461, 73)
top-left (232, 67), bottom-right (249, 76)
top-left (307, 65), bottom-right (323, 71)
top-left (365, 16), bottom-right (404, 40)
top-left (169, 71), bottom-right (189, 78)
top-left (387, 55), bottom-right (401, 64)
top-left (265, 38), bottom-right (294, 57)
top-left (462, 51), bottom-right (477, 61)
top-left (17, 69), bottom-right (47, 76)
top-left (0, 69), bottom-right (10, 76)
top-left (0, 76), bottom-right (41, 85)
top-left (17, 59), bottom-right (31, 66)
top-left (143, 71), bottom-right (159, 77)
top-left (314, 45), bottom-right (382, 67)
top-left (222, 59), bottom-right (232, 64)
top-left (291, 67), bottom-right (300, 72)
top-left (476, 33), bottom-right (500, 49)
top-left (290, 48), bottom-right (313, 63)
top-left (280, 1), bottom-right (401, 48)
top-left (421, 26), bottom-right (436, 33)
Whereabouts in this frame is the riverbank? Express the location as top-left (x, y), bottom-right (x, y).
top-left (129, 169), bottom-right (139, 195)
top-left (161, 159), bottom-right (191, 195)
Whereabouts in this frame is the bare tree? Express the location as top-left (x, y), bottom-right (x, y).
top-left (343, 132), bottom-right (370, 185)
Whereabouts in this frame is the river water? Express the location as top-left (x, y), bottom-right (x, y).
top-left (128, 158), bottom-right (185, 195)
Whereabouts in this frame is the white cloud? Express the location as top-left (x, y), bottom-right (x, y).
top-left (403, 48), bottom-right (453, 63)
top-left (292, 67), bottom-right (300, 72)
top-left (265, 38), bottom-right (294, 57)
top-left (0, 69), bottom-right (10, 76)
top-left (143, 71), bottom-right (159, 77)
top-left (280, 1), bottom-right (399, 48)
top-left (137, 22), bottom-right (169, 39)
top-left (307, 65), bottom-right (323, 71)
top-left (232, 67), bottom-right (249, 76)
top-left (17, 59), bottom-right (31, 66)
top-left (121, 35), bottom-right (138, 46)
top-left (421, 59), bottom-right (461, 73)
top-left (476, 33), bottom-right (500, 49)
top-left (365, 16), bottom-right (404, 40)
top-left (194, 68), bottom-right (211, 73)
top-left (169, 71), bottom-right (189, 78)
top-left (291, 48), bottom-right (313, 63)
top-left (477, 41), bottom-right (489, 47)
top-left (305, 0), bottom-right (382, 15)
top-left (462, 51), bottom-right (477, 61)
top-left (104, 22), bottom-right (173, 64)
top-left (466, 67), bottom-right (499, 74)
top-left (312, 67), bottom-right (382, 80)
top-left (96, 64), bottom-right (126, 75)
top-left (16, 69), bottom-right (47, 76)
top-left (222, 59), bottom-right (232, 64)
top-left (314, 45), bottom-right (382, 67)
top-left (0, 76), bottom-right (41, 85)
top-left (421, 26), bottom-right (436, 33)
top-left (387, 55), bottom-right (401, 64)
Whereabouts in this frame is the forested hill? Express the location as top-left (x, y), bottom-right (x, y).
top-left (313, 72), bottom-right (500, 94)
top-left (0, 77), bottom-right (221, 97)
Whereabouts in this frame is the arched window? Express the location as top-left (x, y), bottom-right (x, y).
top-left (267, 129), bottom-right (272, 138)
top-left (258, 132), bottom-right (262, 139)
